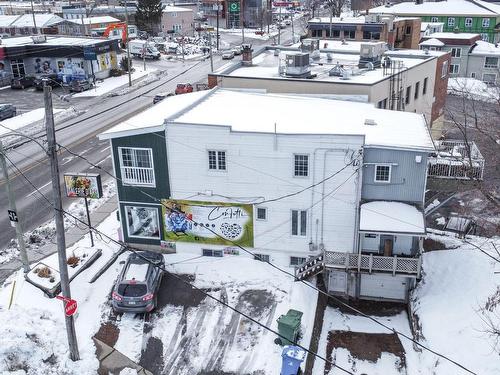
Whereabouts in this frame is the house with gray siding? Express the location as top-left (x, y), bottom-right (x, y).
top-left (99, 88), bottom-right (436, 303)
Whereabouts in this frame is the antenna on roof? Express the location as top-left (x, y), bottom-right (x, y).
top-left (274, 122), bottom-right (278, 150)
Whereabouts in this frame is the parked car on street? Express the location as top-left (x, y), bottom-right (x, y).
top-left (153, 91), bottom-right (174, 104)
top-left (222, 50), bottom-right (235, 59)
top-left (278, 21), bottom-right (287, 29)
top-left (111, 251), bottom-right (165, 313)
top-left (11, 76), bottom-right (35, 89)
top-left (174, 83), bottom-right (193, 95)
top-left (34, 74), bottom-right (61, 91)
top-left (69, 79), bottom-right (93, 93)
top-left (232, 46), bottom-right (243, 55)
top-left (0, 104), bottom-right (16, 120)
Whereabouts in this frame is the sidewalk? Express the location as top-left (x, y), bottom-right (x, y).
top-left (0, 196), bottom-right (117, 284)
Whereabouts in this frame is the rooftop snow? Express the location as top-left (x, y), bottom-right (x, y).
top-left (68, 15), bottom-right (120, 25)
top-left (163, 5), bottom-right (193, 13)
top-left (98, 90), bottom-right (212, 139)
top-left (224, 48), bottom-right (431, 85)
top-left (470, 40), bottom-right (500, 55)
top-left (359, 201), bottom-right (425, 234)
top-left (171, 89), bottom-right (435, 151)
top-left (420, 38), bottom-right (445, 47)
top-left (421, 21), bottom-right (444, 31)
top-left (309, 16), bottom-right (367, 24)
top-left (0, 15), bottom-right (19, 27)
top-left (426, 32), bottom-right (480, 40)
top-left (11, 13), bottom-right (63, 28)
top-left (0, 36), bottom-right (111, 47)
top-left (369, 0), bottom-right (499, 16)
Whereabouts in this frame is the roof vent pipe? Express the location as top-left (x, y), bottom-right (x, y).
top-left (364, 119), bottom-right (377, 126)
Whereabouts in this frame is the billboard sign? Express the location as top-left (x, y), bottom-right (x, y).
top-left (162, 199), bottom-right (253, 247)
top-left (64, 173), bottom-right (103, 199)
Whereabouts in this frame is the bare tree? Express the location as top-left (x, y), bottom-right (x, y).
top-left (324, 0), bottom-right (348, 37)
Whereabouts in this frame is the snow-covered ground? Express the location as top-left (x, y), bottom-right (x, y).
top-left (448, 77), bottom-right (500, 103)
top-left (0, 180), bottom-right (115, 265)
top-left (0, 108), bottom-right (63, 136)
top-left (72, 67), bottom-right (155, 98)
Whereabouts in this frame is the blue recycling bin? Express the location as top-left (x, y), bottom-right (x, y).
top-left (281, 345), bottom-right (306, 375)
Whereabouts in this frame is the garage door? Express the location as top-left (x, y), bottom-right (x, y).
top-left (360, 274), bottom-right (407, 301)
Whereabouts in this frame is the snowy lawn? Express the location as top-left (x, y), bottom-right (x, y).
top-left (0, 108), bottom-right (63, 136)
top-left (72, 67), bottom-right (156, 98)
top-left (448, 77), bottom-right (500, 103)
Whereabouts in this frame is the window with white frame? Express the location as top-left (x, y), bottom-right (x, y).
top-left (374, 164), bottom-right (391, 183)
top-left (405, 86), bottom-right (411, 105)
top-left (290, 256), bottom-right (307, 266)
top-left (481, 33), bottom-right (489, 42)
top-left (451, 47), bottom-right (461, 58)
top-left (118, 147), bottom-right (155, 186)
top-left (482, 18), bottom-right (490, 28)
top-left (291, 210), bottom-right (307, 236)
top-left (208, 150), bottom-right (226, 171)
top-left (414, 81), bottom-right (420, 100)
top-left (449, 64), bottom-right (460, 74)
top-left (256, 207), bottom-right (267, 220)
top-left (482, 73), bottom-right (497, 84)
top-left (173, 24), bottom-right (182, 32)
top-left (484, 57), bottom-right (498, 68)
top-left (423, 77), bottom-right (428, 95)
top-left (441, 61), bottom-right (448, 78)
top-left (431, 17), bottom-right (439, 22)
top-left (171, 12), bottom-right (177, 17)
top-left (465, 18), bottom-right (472, 28)
top-left (125, 205), bottom-right (160, 239)
top-left (447, 17), bottom-right (455, 27)
top-left (294, 154), bottom-right (309, 177)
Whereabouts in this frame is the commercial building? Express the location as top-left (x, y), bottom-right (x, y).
top-left (99, 88), bottom-right (438, 302)
top-left (207, 42), bottom-right (450, 136)
top-left (199, 0), bottom-right (269, 29)
top-left (420, 32), bottom-right (500, 83)
top-left (369, 0), bottom-right (500, 43)
top-left (0, 36), bottom-right (120, 81)
top-left (308, 14), bottom-right (421, 50)
top-left (161, 5), bottom-right (194, 36)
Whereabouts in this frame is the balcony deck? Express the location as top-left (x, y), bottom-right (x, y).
top-left (428, 140), bottom-right (484, 181)
top-left (324, 250), bottom-right (421, 278)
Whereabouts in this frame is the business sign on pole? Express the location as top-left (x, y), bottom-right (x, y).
top-left (64, 173), bottom-right (103, 199)
top-left (162, 199), bottom-right (254, 247)
top-left (228, 1), bottom-right (240, 13)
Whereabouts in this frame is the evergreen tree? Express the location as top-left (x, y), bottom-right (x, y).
top-left (135, 0), bottom-right (164, 35)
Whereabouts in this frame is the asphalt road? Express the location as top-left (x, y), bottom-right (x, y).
top-left (0, 26), bottom-right (302, 252)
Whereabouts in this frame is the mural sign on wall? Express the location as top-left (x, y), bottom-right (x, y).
top-left (162, 199), bottom-right (254, 247)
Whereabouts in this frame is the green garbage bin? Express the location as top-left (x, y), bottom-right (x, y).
top-left (276, 309), bottom-right (303, 346)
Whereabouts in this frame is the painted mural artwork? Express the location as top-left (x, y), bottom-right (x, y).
top-left (162, 200), bottom-right (254, 247)
top-left (34, 58), bottom-right (56, 74)
top-left (126, 206), bottom-right (160, 239)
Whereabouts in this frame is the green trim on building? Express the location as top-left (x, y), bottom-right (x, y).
top-left (421, 15), bottom-right (498, 41)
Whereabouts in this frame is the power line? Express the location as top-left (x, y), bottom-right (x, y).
top-left (3, 154), bottom-right (355, 375)
top-left (52, 142), bottom-right (478, 374)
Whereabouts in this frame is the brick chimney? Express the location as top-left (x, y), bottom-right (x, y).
top-left (241, 43), bottom-right (253, 66)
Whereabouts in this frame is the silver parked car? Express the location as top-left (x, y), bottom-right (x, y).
top-left (0, 104), bottom-right (16, 120)
top-left (111, 251), bottom-right (164, 313)
top-left (222, 50), bottom-right (235, 59)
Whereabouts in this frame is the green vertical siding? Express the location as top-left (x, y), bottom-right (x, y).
top-left (421, 15), bottom-right (498, 41)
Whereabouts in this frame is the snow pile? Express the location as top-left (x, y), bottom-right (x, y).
top-left (412, 231), bottom-right (500, 374)
top-left (72, 67), bottom-right (155, 98)
top-left (1, 180), bottom-right (115, 265)
top-left (448, 77), bottom-right (500, 103)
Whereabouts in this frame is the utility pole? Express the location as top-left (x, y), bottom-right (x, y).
top-left (30, 0), bottom-right (37, 34)
top-left (291, 10), bottom-right (294, 44)
top-left (241, 0), bottom-right (245, 44)
top-left (44, 83), bottom-right (80, 361)
top-left (208, 31), bottom-right (214, 72)
top-left (124, 2), bottom-right (132, 87)
top-left (216, 0), bottom-right (220, 51)
top-left (0, 141), bottom-right (29, 273)
top-left (278, 6), bottom-right (281, 45)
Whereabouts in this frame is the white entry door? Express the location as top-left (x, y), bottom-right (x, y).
top-left (328, 271), bottom-right (347, 294)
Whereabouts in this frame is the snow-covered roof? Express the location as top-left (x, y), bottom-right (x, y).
top-left (11, 13), bottom-right (64, 28)
top-left (0, 15), bottom-right (19, 28)
top-left (420, 38), bottom-right (445, 47)
top-left (309, 16), bottom-right (367, 24)
top-left (369, 0), bottom-right (499, 16)
top-left (68, 16), bottom-right (120, 25)
top-left (174, 89), bottom-right (434, 151)
top-left (470, 40), bottom-right (500, 55)
top-left (163, 5), bottom-right (192, 13)
top-left (421, 21), bottom-right (444, 31)
top-left (0, 36), bottom-right (109, 47)
top-left (427, 32), bottom-right (480, 40)
top-left (359, 201), bottom-right (426, 235)
top-left (99, 90), bottom-right (212, 139)
top-left (100, 89), bottom-right (435, 151)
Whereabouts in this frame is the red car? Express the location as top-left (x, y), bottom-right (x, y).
top-left (175, 83), bottom-right (193, 95)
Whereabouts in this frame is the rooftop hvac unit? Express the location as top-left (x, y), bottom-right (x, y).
top-left (329, 63), bottom-right (346, 77)
top-left (300, 38), bottom-right (320, 59)
top-left (358, 42), bottom-right (386, 68)
top-left (365, 14), bottom-right (380, 23)
top-left (279, 52), bottom-right (311, 78)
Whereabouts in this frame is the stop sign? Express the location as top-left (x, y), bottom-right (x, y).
top-left (64, 299), bottom-right (78, 316)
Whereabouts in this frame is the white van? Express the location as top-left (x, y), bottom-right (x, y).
top-left (129, 40), bottom-right (161, 59)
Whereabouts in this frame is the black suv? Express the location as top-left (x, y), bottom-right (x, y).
top-left (111, 251), bottom-right (164, 313)
top-left (34, 74), bottom-right (61, 91)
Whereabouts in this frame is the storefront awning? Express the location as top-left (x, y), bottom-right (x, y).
top-left (360, 201), bottom-right (425, 235)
